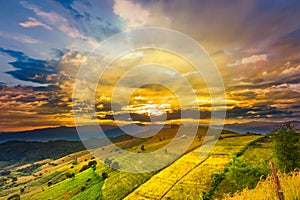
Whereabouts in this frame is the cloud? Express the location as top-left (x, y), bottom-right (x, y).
top-left (228, 60), bottom-right (241, 67)
top-left (53, 0), bottom-right (120, 41)
top-left (0, 30), bottom-right (40, 44)
top-left (241, 54), bottom-right (269, 64)
top-left (113, 0), bottom-right (170, 29)
top-left (20, 1), bottom-right (85, 40)
top-left (225, 105), bottom-right (294, 119)
top-left (281, 64), bottom-right (300, 74)
top-left (0, 47), bottom-right (58, 84)
top-left (228, 54), bottom-right (269, 67)
top-left (19, 17), bottom-right (52, 30)
top-left (54, 0), bottom-right (84, 19)
top-left (113, 0), bottom-right (150, 28)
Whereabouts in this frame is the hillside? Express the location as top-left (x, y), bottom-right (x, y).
top-left (124, 135), bottom-right (261, 199)
top-left (0, 126), bottom-right (263, 200)
top-left (223, 171), bottom-right (300, 200)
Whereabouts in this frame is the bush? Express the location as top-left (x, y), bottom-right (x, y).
top-left (112, 161), bottom-right (120, 169)
top-left (0, 170), bottom-right (11, 176)
top-left (17, 163), bottom-right (42, 175)
top-left (104, 158), bottom-right (112, 166)
top-left (227, 160), bottom-right (269, 191)
top-left (88, 160), bottom-right (97, 167)
top-left (7, 194), bottom-right (20, 200)
top-left (79, 165), bottom-right (89, 172)
top-left (273, 123), bottom-right (300, 173)
top-left (81, 186), bottom-right (86, 191)
top-left (65, 172), bottom-right (75, 178)
top-left (72, 160), bottom-right (78, 165)
top-left (49, 162), bottom-right (57, 166)
top-left (102, 172), bottom-right (108, 180)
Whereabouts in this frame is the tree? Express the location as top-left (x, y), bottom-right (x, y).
top-left (104, 158), bottom-right (112, 166)
top-left (7, 194), bottom-right (20, 200)
top-left (65, 172), bottom-right (75, 178)
top-left (102, 172), bottom-right (108, 180)
top-left (88, 160), bottom-right (97, 168)
top-left (111, 161), bottom-right (120, 169)
top-left (273, 123), bottom-right (300, 173)
top-left (47, 182), bottom-right (52, 187)
top-left (79, 165), bottom-right (89, 172)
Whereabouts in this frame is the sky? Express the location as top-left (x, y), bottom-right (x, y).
top-left (0, 0), bottom-right (300, 132)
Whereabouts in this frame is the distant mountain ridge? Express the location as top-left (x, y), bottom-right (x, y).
top-left (0, 121), bottom-right (299, 143)
top-left (0, 125), bottom-right (118, 143)
top-left (0, 124), bottom-right (165, 143)
top-left (223, 120), bottom-right (300, 134)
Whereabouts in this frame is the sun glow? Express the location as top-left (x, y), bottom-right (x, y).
top-left (123, 102), bottom-right (172, 116)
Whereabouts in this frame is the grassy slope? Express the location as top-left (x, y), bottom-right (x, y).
top-left (223, 171), bottom-right (300, 200)
top-left (213, 136), bottom-right (273, 199)
top-left (124, 135), bottom-right (261, 199)
top-left (1, 128), bottom-right (262, 200)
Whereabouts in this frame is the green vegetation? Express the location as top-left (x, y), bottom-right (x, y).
top-left (0, 140), bottom-right (86, 167)
top-left (30, 168), bottom-right (104, 200)
top-left (224, 171), bottom-right (300, 200)
top-left (16, 163), bottom-right (42, 175)
top-left (213, 136), bottom-right (272, 198)
top-left (273, 123), bottom-right (300, 173)
top-left (125, 135), bottom-right (261, 199)
top-left (3, 125), bottom-right (298, 199)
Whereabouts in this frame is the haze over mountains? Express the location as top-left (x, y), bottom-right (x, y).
top-left (0, 124), bottom-right (166, 143)
top-left (0, 121), bottom-right (299, 143)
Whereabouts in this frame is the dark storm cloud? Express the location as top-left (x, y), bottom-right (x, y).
top-left (99, 109), bottom-right (212, 122)
top-left (0, 47), bottom-right (59, 84)
top-left (226, 106), bottom-right (294, 119)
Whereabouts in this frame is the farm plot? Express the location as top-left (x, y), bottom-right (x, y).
top-left (125, 135), bottom-right (261, 199)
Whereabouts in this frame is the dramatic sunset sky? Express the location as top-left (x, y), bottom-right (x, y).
top-left (0, 0), bottom-right (299, 132)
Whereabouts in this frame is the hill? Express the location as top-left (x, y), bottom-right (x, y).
top-left (222, 120), bottom-right (300, 134)
top-left (0, 126), bottom-right (262, 200)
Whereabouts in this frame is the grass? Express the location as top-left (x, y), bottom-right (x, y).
top-left (223, 171), bottom-right (300, 200)
top-left (213, 136), bottom-right (273, 199)
top-left (124, 135), bottom-right (261, 199)
top-left (27, 168), bottom-right (103, 200)
top-left (0, 128), bottom-right (263, 200)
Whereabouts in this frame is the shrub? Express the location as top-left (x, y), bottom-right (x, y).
top-left (104, 158), bottom-right (112, 166)
top-left (65, 172), bottom-right (75, 178)
top-left (102, 172), bottom-right (108, 180)
top-left (112, 161), bottom-right (120, 169)
top-left (273, 123), bottom-right (300, 173)
top-left (72, 161), bottom-right (78, 165)
top-left (227, 160), bottom-right (269, 191)
top-left (88, 160), bottom-right (97, 167)
top-left (49, 162), bottom-right (57, 166)
top-left (0, 170), bottom-right (11, 176)
top-left (7, 194), bottom-right (20, 200)
top-left (79, 165), bottom-right (89, 172)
